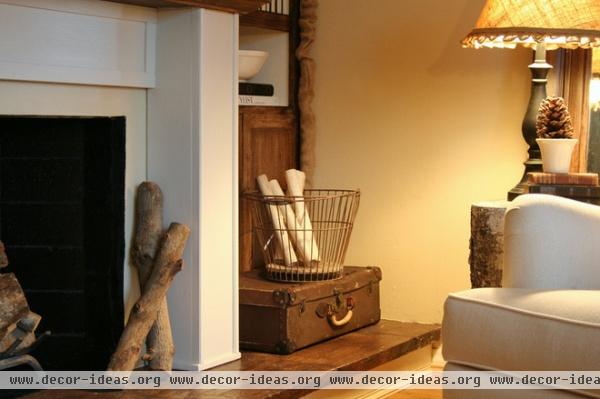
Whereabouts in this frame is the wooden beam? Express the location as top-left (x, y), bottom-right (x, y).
top-left (104, 0), bottom-right (269, 14)
top-left (240, 10), bottom-right (290, 31)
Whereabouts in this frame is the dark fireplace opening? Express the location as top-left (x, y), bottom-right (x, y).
top-left (0, 116), bottom-right (125, 370)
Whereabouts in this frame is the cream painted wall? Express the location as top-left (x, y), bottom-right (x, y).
top-left (0, 81), bottom-right (147, 317)
top-left (312, 0), bottom-right (531, 322)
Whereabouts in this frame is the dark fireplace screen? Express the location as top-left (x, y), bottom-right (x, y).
top-left (0, 116), bottom-right (125, 370)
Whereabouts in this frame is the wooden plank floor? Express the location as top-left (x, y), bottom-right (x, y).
top-left (388, 390), bottom-right (442, 399)
top-left (22, 320), bottom-right (441, 399)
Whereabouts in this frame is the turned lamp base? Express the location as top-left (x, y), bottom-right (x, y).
top-left (508, 158), bottom-right (543, 200)
top-left (508, 44), bottom-right (551, 201)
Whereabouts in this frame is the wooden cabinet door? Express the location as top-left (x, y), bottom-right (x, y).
top-left (239, 107), bottom-right (298, 272)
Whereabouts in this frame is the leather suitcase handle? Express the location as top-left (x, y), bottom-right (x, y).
top-left (318, 297), bottom-right (355, 327)
top-left (328, 309), bottom-right (353, 326)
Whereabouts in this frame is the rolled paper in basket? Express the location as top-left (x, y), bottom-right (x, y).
top-left (285, 169), bottom-right (305, 217)
top-left (285, 170), bottom-right (320, 263)
top-left (257, 175), bottom-right (298, 267)
top-left (271, 178), bottom-right (320, 266)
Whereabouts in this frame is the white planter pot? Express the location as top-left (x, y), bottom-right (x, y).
top-left (536, 138), bottom-right (578, 173)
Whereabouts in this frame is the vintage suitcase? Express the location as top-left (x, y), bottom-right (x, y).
top-left (239, 266), bottom-right (382, 354)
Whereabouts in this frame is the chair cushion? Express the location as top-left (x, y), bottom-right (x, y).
top-left (443, 288), bottom-right (600, 372)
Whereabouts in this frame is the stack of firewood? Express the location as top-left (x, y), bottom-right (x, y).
top-left (0, 243), bottom-right (42, 357)
top-left (108, 182), bottom-right (190, 371)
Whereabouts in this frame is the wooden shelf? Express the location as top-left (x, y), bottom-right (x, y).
top-left (240, 10), bottom-right (290, 31)
top-left (22, 321), bottom-right (440, 399)
top-left (239, 104), bottom-right (290, 111)
top-left (105, 0), bottom-right (268, 14)
top-left (211, 321), bottom-right (441, 398)
top-left (214, 320), bottom-right (440, 372)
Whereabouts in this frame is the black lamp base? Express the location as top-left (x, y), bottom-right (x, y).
top-left (507, 158), bottom-right (543, 200)
top-left (508, 44), bottom-right (551, 201)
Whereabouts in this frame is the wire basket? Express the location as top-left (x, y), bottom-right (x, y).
top-left (245, 189), bottom-right (360, 282)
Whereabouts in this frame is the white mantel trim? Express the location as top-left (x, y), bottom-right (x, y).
top-left (0, 0), bottom-right (156, 88)
top-left (148, 8), bottom-right (240, 370)
top-left (196, 7), bottom-right (241, 369)
top-left (0, 0), bottom-right (157, 21)
top-left (231, 13), bottom-right (241, 370)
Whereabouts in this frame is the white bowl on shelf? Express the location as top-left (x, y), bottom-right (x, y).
top-left (239, 50), bottom-right (269, 81)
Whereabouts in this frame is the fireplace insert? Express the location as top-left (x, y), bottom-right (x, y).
top-left (0, 116), bottom-right (125, 370)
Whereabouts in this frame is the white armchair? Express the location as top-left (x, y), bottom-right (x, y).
top-left (442, 194), bottom-right (600, 399)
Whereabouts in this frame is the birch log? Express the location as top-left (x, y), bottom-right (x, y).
top-left (284, 169), bottom-right (320, 263)
top-left (130, 182), bottom-right (174, 370)
top-left (0, 273), bottom-right (29, 342)
top-left (0, 241), bottom-right (8, 268)
top-left (0, 312), bottom-right (41, 354)
top-left (143, 222), bottom-right (190, 370)
top-left (0, 274), bottom-right (41, 354)
top-left (257, 174), bottom-right (298, 266)
top-left (108, 223), bottom-right (190, 371)
top-left (131, 182), bottom-right (163, 278)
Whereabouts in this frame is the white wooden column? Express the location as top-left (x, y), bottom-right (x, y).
top-left (148, 8), bottom-right (239, 370)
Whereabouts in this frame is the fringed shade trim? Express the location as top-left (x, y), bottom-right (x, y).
top-left (463, 0), bottom-right (600, 49)
top-left (463, 27), bottom-right (600, 50)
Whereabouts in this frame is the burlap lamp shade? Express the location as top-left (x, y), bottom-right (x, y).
top-left (462, 0), bottom-right (600, 50)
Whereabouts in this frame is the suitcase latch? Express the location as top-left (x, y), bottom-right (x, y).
top-left (333, 288), bottom-right (344, 307)
top-left (273, 289), bottom-right (296, 307)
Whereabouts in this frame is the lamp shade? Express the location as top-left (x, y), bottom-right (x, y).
top-left (462, 0), bottom-right (600, 49)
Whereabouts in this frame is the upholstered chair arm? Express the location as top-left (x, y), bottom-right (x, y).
top-left (503, 194), bottom-right (600, 289)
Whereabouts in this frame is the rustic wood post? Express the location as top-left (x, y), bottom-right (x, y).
top-left (108, 223), bottom-right (190, 371)
top-left (297, 0), bottom-right (318, 186)
top-left (469, 201), bottom-right (508, 288)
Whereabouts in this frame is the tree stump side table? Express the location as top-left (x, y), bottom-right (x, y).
top-left (469, 201), bottom-right (509, 288)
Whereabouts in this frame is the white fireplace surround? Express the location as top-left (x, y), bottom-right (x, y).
top-left (0, 0), bottom-right (240, 370)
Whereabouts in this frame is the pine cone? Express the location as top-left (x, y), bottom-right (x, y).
top-left (536, 96), bottom-right (574, 139)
